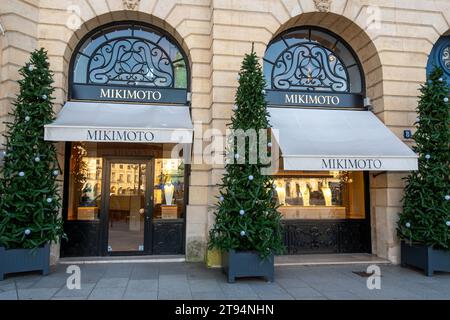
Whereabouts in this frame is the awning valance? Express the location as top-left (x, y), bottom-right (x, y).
top-left (44, 102), bottom-right (193, 143)
top-left (268, 108), bottom-right (418, 171)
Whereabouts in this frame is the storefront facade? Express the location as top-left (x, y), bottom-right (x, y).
top-left (0, 0), bottom-right (449, 265)
top-left (45, 21), bottom-right (193, 257)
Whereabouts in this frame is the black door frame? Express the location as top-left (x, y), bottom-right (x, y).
top-left (100, 156), bottom-right (154, 256)
top-left (60, 144), bottom-right (189, 258)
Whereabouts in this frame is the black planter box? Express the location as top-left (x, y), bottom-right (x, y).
top-left (401, 241), bottom-right (450, 276)
top-left (222, 249), bottom-right (274, 283)
top-left (0, 243), bottom-right (50, 280)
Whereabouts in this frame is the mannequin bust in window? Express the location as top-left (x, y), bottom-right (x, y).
top-left (299, 180), bottom-right (310, 206)
top-left (275, 180), bottom-right (286, 206)
top-left (164, 180), bottom-right (175, 205)
top-left (321, 180), bottom-right (332, 207)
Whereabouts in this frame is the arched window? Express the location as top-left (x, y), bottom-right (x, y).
top-left (427, 35), bottom-right (450, 85)
top-left (263, 27), bottom-right (364, 108)
top-left (70, 22), bottom-right (189, 103)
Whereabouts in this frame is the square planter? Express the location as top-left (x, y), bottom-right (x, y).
top-left (401, 241), bottom-right (450, 276)
top-left (222, 249), bottom-right (274, 283)
top-left (0, 243), bottom-right (50, 280)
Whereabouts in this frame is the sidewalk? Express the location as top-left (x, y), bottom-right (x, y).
top-left (0, 262), bottom-right (449, 300)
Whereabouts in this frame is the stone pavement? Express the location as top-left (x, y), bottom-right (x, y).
top-left (0, 262), bottom-right (449, 300)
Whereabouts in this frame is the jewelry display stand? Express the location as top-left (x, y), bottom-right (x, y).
top-left (288, 180), bottom-right (297, 199)
top-left (299, 181), bottom-right (310, 206)
top-left (309, 178), bottom-right (319, 192)
top-left (321, 181), bottom-right (332, 206)
top-left (275, 181), bottom-right (286, 205)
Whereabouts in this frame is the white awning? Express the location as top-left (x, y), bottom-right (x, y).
top-left (269, 108), bottom-right (418, 171)
top-left (44, 102), bottom-right (193, 143)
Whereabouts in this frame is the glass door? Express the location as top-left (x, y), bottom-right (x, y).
top-left (104, 159), bottom-right (152, 254)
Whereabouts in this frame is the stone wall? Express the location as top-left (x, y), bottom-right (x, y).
top-left (0, 0), bottom-right (449, 264)
top-left (0, 0), bottom-right (39, 148)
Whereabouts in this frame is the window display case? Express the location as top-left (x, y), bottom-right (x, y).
top-left (68, 143), bottom-right (102, 221)
top-left (153, 158), bottom-right (185, 220)
top-left (273, 171), bottom-right (365, 220)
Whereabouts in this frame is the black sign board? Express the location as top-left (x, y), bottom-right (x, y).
top-left (265, 90), bottom-right (364, 108)
top-left (71, 84), bottom-right (188, 105)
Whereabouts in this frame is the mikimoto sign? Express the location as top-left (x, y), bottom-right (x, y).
top-left (282, 156), bottom-right (418, 171)
top-left (86, 129), bottom-right (155, 142)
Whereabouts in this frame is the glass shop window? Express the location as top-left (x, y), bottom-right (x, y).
top-left (273, 171), bottom-right (366, 220)
top-left (66, 142), bottom-right (186, 221)
top-left (67, 142), bottom-right (102, 221)
top-left (152, 158), bottom-right (185, 220)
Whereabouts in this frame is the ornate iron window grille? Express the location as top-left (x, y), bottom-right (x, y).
top-left (426, 36), bottom-right (450, 85)
top-left (70, 22), bottom-right (189, 90)
top-left (441, 45), bottom-right (450, 73)
top-left (264, 26), bottom-right (364, 95)
top-left (270, 42), bottom-right (349, 92)
top-left (87, 36), bottom-right (174, 87)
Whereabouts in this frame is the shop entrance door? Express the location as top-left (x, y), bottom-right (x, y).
top-left (102, 158), bottom-right (153, 255)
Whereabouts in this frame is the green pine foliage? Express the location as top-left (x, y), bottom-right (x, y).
top-left (208, 48), bottom-right (285, 258)
top-left (0, 48), bottom-right (65, 249)
top-left (397, 67), bottom-right (450, 250)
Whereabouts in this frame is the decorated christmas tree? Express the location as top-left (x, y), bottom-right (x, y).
top-left (0, 48), bottom-right (64, 249)
top-left (397, 67), bottom-right (450, 250)
top-left (208, 48), bottom-right (284, 258)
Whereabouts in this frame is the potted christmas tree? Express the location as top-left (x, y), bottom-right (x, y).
top-left (0, 49), bottom-right (65, 280)
top-left (208, 47), bottom-right (284, 283)
top-left (397, 67), bottom-right (450, 276)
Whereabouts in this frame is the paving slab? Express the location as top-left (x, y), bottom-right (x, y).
top-left (88, 287), bottom-right (126, 300)
top-left (285, 287), bottom-right (326, 299)
top-left (53, 283), bottom-right (96, 298)
top-left (1, 262), bottom-right (449, 300)
top-left (191, 291), bottom-right (227, 300)
top-left (321, 290), bottom-right (362, 300)
top-left (95, 277), bottom-right (129, 288)
top-left (0, 290), bottom-right (18, 300)
top-left (123, 290), bottom-right (158, 300)
top-left (188, 279), bottom-right (222, 293)
top-left (31, 276), bottom-right (67, 288)
top-left (51, 296), bottom-right (87, 300)
top-left (17, 287), bottom-right (60, 300)
top-left (0, 282), bottom-right (16, 292)
top-left (157, 288), bottom-right (192, 300)
top-left (126, 279), bottom-right (158, 291)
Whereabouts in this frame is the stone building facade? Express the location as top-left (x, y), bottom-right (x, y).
top-left (0, 0), bottom-right (449, 265)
